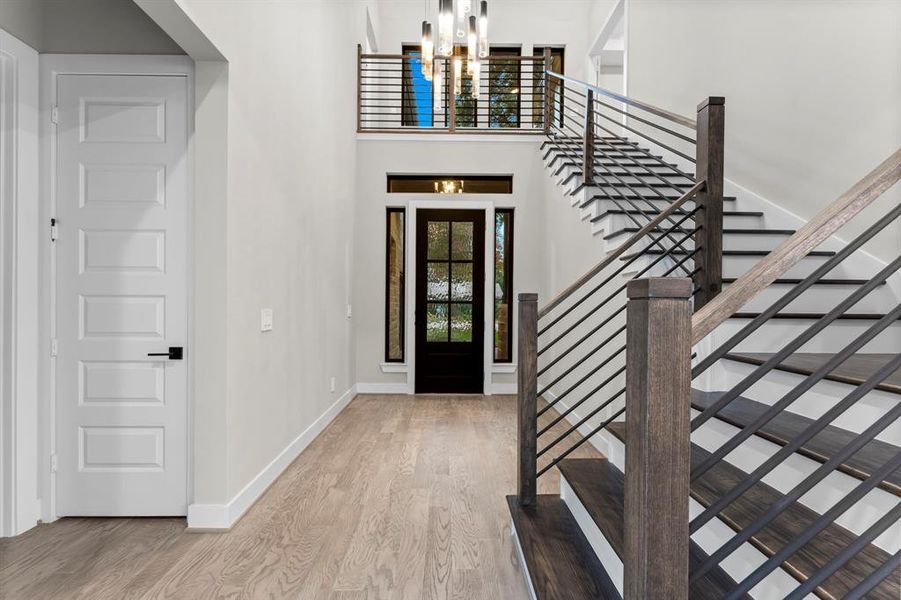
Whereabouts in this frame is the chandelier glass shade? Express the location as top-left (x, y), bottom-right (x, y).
top-left (425, 0), bottom-right (488, 99)
top-left (421, 21), bottom-right (434, 81)
top-left (437, 0), bottom-right (454, 58)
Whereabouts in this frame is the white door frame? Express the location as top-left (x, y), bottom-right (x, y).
top-left (40, 54), bottom-right (195, 523)
top-left (0, 29), bottom-right (39, 538)
top-left (405, 199), bottom-right (498, 395)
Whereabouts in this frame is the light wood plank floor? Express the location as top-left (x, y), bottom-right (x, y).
top-left (0, 394), bottom-right (601, 600)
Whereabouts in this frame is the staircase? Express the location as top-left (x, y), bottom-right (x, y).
top-left (510, 70), bottom-right (901, 599)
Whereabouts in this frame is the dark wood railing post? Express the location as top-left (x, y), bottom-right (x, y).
top-left (517, 293), bottom-right (538, 507)
top-left (542, 47), bottom-right (552, 133)
top-left (582, 88), bottom-right (595, 184)
top-left (624, 278), bottom-right (692, 600)
top-left (693, 97), bottom-right (725, 308)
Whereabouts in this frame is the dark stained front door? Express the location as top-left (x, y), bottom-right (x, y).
top-left (415, 209), bottom-right (485, 393)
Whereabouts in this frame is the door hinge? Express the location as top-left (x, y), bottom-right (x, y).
top-left (50, 218), bottom-right (58, 242)
top-left (50, 454), bottom-right (58, 473)
top-left (50, 106), bottom-right (59, 124)
top-left (50, 338), bottom-right (58, 357)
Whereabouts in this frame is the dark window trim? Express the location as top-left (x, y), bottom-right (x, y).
top-left (401, 44), bottom-right (424, 128)
top-left (494, 208), bottom-right (514, 363)
top-left (533, 46), bottom-right (565, 127)
top-left (385, 208), bottom-right (406, 363)
top-left (488, 46), bottom-right (523, 129)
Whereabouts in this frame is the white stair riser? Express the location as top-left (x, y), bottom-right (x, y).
top-left (559, 476), bottom-right (624, 594)
top-left (702, 359), bottom-right (901, 446)
top-left (709, 319), bottom-right (901, 353)
top-left (592, 213), bottom-right (763, 239)
top-left (592, 431), bottom-right (816, 599)
top-left (691, 409), bottom-right (900, 553)
top-left (721, 283), bottom-right (898, 314)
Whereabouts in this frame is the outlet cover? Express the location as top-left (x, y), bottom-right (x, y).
top-left (261, 308), bottom-right (273, 332)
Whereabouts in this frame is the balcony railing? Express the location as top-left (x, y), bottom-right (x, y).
top-left (357, 45), bottom-right (551, 134)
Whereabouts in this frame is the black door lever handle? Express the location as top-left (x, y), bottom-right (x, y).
top-left (147, 346), bottom-right (184, 360)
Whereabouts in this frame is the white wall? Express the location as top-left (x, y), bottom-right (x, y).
top-left (375, 0), bottom-right (594, 80)
top-left (177, 0), bottom-right (364, 503)
top-left (353, 138), bottom-right (549, 391)
top-left (0, 0), bottom-right (185, 54)
top-left (626, 0), bottom-right (901, 262)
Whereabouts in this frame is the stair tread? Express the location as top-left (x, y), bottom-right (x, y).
top-left (730, 312), bottom-right (899, 321)
top-left (725, 352), bottom-right (901, 395)
top-left (594, 208), bottom-right (763, 220)
top-left (617, 248), bottom-right (836, 260)
top-left (578, 193), bottom-right (737, 206)
top-left (580, 194), bottom-right (737, 209)
top-left (607, 423), bottom-right (900, 600)
top-left (723, 277), bottom-right (886, 286)
top-left (558, 458), bottom-right (745, 599)
top-left (605, 227), bottom-right (790, 240)
top-left (691, 389), bottom-right (901, 495)
top-left (507, 495), bottom-right (621, 600)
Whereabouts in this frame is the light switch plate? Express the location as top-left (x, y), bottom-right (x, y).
top-left (261, 308), bottom-right (273, 332)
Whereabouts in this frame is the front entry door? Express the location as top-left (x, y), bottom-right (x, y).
top-left (415, 209), bottom-right (485, 393)
top-left (55, 73), bottom-right (189, 516)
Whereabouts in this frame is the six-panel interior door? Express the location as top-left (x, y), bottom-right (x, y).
top-left (55, 74), bottom-right (189, 516)
top-left (415, 209), bottom-right (485, 393)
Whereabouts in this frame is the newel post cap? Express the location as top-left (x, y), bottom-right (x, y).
top-left (518, 292), bottom-right (538, 302)
top-left (697, 96), bottom-right (725, 111)
top-left (627, 278), bottom-right (693, 300)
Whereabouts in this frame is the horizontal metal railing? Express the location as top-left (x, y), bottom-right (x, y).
top-left (685, 151), bottom-right (901, 598)
top-left (357, 46), bottom-right (549, 133)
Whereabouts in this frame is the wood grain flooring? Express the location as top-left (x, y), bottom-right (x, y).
top-left (0, 394), bottom-right (600, 600)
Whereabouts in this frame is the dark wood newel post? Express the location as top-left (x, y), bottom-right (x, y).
top-left (693, 97), bottom-right (725, 309)
top-left (582, 89), bottom-right (596, 185)
top-left (517, 293), bottom-right (538, 506)
top-left (542, 47), bottom-right (553, 133)
top-left (624, 278), bottom-right (692, 600)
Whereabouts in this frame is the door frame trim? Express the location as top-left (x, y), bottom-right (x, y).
top-left (39, 54), bottom-right (195, 523)
top-left (406, 200), bottom-right (495, 395)
top-left (0, 29), bottom-right (40, 538)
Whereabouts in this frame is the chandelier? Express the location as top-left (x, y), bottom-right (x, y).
top-left (421, 0), bottom-right (488, 99)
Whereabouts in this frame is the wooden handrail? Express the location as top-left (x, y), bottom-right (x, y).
top-left (691, 148), bottom-right (901, 345)
top-left (547, 70), bottom-right (697, 130)
top-left (537, 180), bottom-right (705, 319)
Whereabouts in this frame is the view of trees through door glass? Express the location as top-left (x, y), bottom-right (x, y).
top-left (426, 219), bottom-right (475, 342)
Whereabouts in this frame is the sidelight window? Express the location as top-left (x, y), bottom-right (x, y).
top-left (494, 209), bottom-right (514, 362)
top-left (385, 208), bottom-right (405, 362)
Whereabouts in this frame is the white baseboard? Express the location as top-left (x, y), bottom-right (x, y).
top-left (187, 384), bottom-right (358, 530)
top-left (488, 382), bottom-right (517, 394)
top-left (356, 382), bottom-right (409, 394)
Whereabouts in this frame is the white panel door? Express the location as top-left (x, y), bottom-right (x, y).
top-left (55, 74), bottom-right (188, 516)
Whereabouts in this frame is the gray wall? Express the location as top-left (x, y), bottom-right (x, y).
top-left (0, 0), bottom-right (184, 54)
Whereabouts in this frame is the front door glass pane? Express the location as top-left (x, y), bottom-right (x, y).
top-left (427, 263), bottom-right (450, 300)
top-left (427, 222), bottom-right (449, 259)
top-left (451, 221), bottom-right (474, 260)
top-left (451, 263), bottom-right (473, 301)
top-left (427, 302), bottom-right (449, 342)
top-left (450, 304), bottom-right (473, 342)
